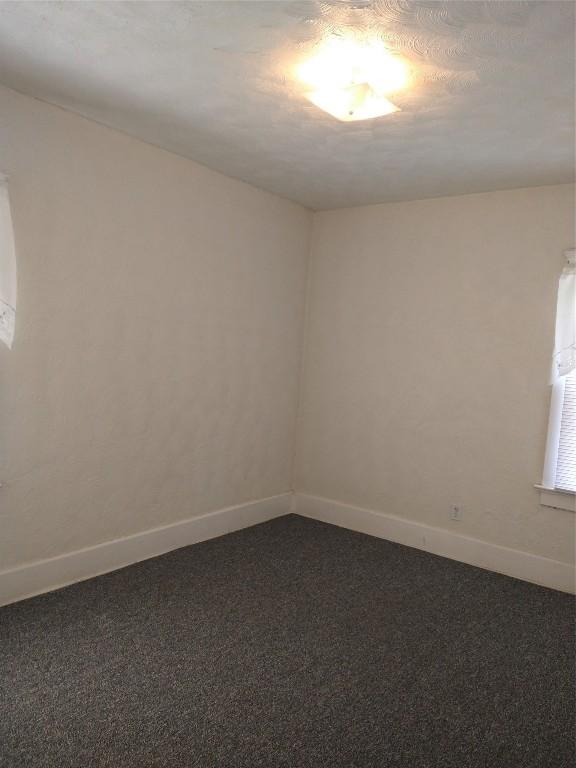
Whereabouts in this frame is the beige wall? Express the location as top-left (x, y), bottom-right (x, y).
top-left (1, 81), bottom-right (573, 576)
top-left (0, 85), bottom-right (311, 569)
top-left (295, 184), bottom-right (575, 564)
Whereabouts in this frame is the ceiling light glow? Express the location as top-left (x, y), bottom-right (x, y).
top-left (298, 37), bottom-right (409, 122)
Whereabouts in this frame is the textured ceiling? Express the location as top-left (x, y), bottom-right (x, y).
top-left (0, 1), bottom-right (573, 210)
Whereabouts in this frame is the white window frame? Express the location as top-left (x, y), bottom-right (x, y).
top-left (537, 249), bottom-right (575, 512)
top-left (0, 174), bottom-right (16, 349)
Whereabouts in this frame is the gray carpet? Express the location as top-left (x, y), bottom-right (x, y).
top-left (1, 514), bottom-right (574, 768)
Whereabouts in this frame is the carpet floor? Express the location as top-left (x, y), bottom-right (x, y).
top-left (1, 514), bottom-right (574, 767)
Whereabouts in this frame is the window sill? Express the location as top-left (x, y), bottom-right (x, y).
top-left (535, 485), bottom-right (575, 512)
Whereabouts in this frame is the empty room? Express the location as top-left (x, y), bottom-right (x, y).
top-left (0, 1), bottom-right (574, 766)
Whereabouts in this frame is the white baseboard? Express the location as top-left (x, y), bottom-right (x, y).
top-left (4, 490), bottom-right (572, 607)
top-left (293, 493), bottom-right (575, 594)
top-left (0, 493), bottom-right (292, 607)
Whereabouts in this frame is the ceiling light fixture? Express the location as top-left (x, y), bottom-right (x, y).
top-left (298, 37), bottom-right (409, 122)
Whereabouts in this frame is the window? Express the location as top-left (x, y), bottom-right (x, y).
top-left (555, 370), bottom-right (576, 493)
top-left (541, 249), bottom-right (575, 504)
top-left (0, 176), bottom-right (16, 349)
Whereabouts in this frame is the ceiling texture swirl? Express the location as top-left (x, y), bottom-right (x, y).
top-left (0, 0), bottom-right (573, 209)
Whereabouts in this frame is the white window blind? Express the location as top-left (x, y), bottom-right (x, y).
top-left (556, 370), bottom-right (576, 493)
top-left (0, 177), bottom-right (16, 349)
top-left (541, 249), bottom-right (575, 494)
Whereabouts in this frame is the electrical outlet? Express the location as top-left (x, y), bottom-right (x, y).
top-left (450, 505), bottom-right (463, 521)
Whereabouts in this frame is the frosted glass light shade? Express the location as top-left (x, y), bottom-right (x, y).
top-left (298, 37), bottom-right (408, 122)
